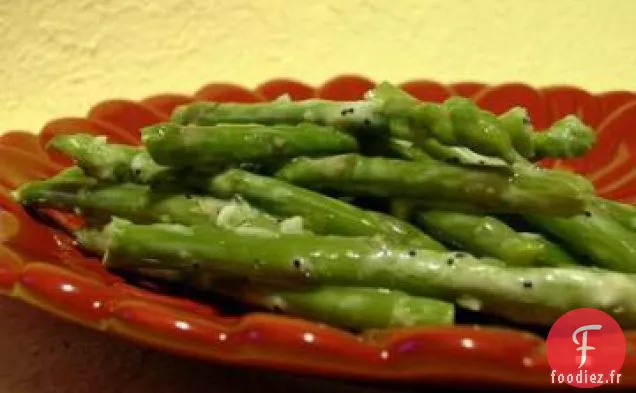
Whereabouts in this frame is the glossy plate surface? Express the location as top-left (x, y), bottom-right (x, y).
top-left (2, 75), bottom-right (636, 389)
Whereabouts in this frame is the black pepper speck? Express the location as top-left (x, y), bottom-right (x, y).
top-left (341, 108), bottom-right (355, 116)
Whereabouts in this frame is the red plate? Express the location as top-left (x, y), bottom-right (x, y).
top-left (2, 76), bottom-right (636, 390)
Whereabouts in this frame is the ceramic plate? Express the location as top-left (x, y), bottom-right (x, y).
top-left (2, 75), bottom-right (636, 390)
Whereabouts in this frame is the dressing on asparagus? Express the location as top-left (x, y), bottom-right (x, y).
top-left (14, 81), bottom-right (629, 333)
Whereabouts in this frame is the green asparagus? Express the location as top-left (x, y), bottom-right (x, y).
top-left (416, 210), bottom-right (576, 266)
top-left (526, 206), bottom-right (636, 273)
top-left (171, 82), bottom-right (596, 162)
top-left (275, 154), bottom-right (589, 214)
top-left (419, 138), bottom-right (510, 169)
top-left (170, 95), bottom-right (386, 131)
top-left (366, 210), bottom-right (445, 251)
top-left (519, 233), bottom-right (578, 267)
top-left (497, 107), bottom-right (535, 159)
top-left (593, 198), bottom-right (636, 232)
top-left (23, 80), bottom-right (627, 334)
top-left (533, 115), bottom-right (596, 159)
top-left (205, 169), bottom-right (440, 246)
top-left (102, 219), bottom-right (636, 327)
top-left (389, 124), bottom-right (510, 172)
top-left (75, 227), bottom-right (110, 255)
top-left (441, 97), bottom-right (516, 162)
top-left (371, 84), bottom-right (595, 161)
top-left (47, 134), bottom-right (176, 183)
top-left (13, 167), bottom-right (301, 234)
top-left (77, 226), bottom-right (452, 330)
top-left (231, 284), bottom-right (454, 330)
top-left (142, 123), bottom-right (359, 169)
top-left (47, 134), bottom-right (140, 180)
top-left (370, 83), bottom-right (517, 162)
top-left (387, 139), bottom-right (433, 161)
top-left (14, 168), bottom-right (221, 225)
top-left (82, 229), bottom-right (455, 331)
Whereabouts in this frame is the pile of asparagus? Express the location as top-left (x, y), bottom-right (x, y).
top-left (13, 82), bottom-right (636, 331)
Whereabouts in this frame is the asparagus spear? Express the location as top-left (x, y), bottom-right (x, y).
top-left (533, 115), bottom-right (596, 159)
top-left (75, 227), bottom-right (109, 255)
top-left (387, 139), bottom-right (433, 161)
top-left (419, 138), bottom-right (509, 169)
top-left (525, 206), bottom-right (636, 273)
top-left (366, 210), bottom-right (445, 251)
top-left (275, 154), bottom-right (590, 214)
top-left (171, 82), bottom-right (595, 162)
top-left (497, 107), bottom-right (535, 159)
top-left (102, 219), bottom-right (636, 327)
top-left (142, 122), bottom-right (359, 169)
top-left (170, 95), bottom-right (386, 131)
top-left (13, 167), bottom-right (300, 234)
top-left (154, 270), bottom-right (455, 329)
top-left (77, 227), bottom-right (452, 330)
top-left (151, 270), bottom-right (454, 329)
top-left (47, 134), bottom-right (140, 181)
top-left (415, 211), bottom-right (576, 266)
top-left (440, 97), bottom-right (516, 162)
top-left (31, 142), bottom-right (445, 249)
top-left (372, 83), bottom-right (596, 161)
top-left (230, 284), bottom-right (454, 330)
top-left (125, 267), bottom-right (454, 330)
top-left (389, 121), bottom-right (511, 171)
top-left (593, 198), bottom-right (636, 232)
top-left (14, 167), bottom-right (223, 225)
top-left (205, 168), bottom-right (442, 249)
top-left (206, 169), bottom-right (383, 236)
top-left (370, 83), bottom-right (518, 163)
top-left (47, 134), bottom-right (175, 183)
top-left (519, 233), bottom-right (578, 267)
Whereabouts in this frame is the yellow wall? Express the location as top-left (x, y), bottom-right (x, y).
top-left (1, 0), bottom-right (635, 132)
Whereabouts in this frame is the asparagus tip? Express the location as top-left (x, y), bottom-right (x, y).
top-left (169, 104), bottom-right (190, 124)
